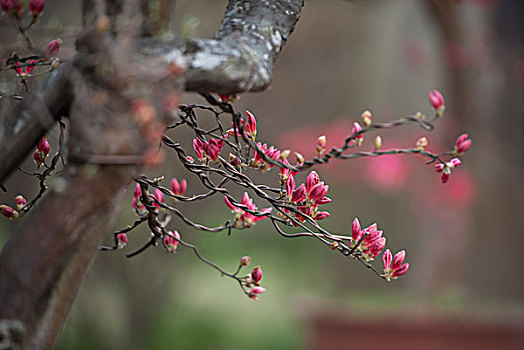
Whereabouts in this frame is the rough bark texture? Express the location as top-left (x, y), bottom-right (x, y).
top-left (0, 1), bottom-right (304, 349)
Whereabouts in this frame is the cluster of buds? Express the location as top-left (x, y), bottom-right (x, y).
top-left (0, 204), bottom-right (19, 219)
top-left (224, 192), bottom-right (272, 228)
top-left (236, 258), bottom-right (266, 301)
top-left (33, 135), bottom-right (50, 168)
top-left (429, 89), bottom-right (445, 117)
top-left (1, 0), bottom-right (24, 18)
top-left (163, 230), bottom-right (180, 253)
top-left (351, 122), bottom-right (363, 146)
top-left (193, 137), bottom-right (225, 162)
top-left (131, 184), bottom-right (165, 215)
top-left (250, 142), bottom-right (281, 172)
top-left (453, 133), bottom-right (471, 156)
top-left (171, 178), bottom-right (187, 199)
top-left (227, 111), bottom-right (257, 140)
top-left (435, 158), bottom-right (461, 184)
top-left (350, 218), bottom-right (387, 262)
top-left (285, 171), bottom-right (331, 223)
top-left (382, 249), bottom-right (410, 281)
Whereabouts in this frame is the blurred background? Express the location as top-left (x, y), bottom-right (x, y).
top-left (1, 0), bottom-right (523, 349)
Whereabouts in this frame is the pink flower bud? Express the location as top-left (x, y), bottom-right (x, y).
top-left (428, 89), bottom-right (445, 113)
top-left (133, 183), bottom-right (142, 198)
top-left (153, 189), bottom-right (165, 204)
top-left (250, 286), bottom-right (266, 294)
top-left (435, 163), bottom-right (444, 173)
top-left (309, 182), bottom-right (328, 202)
top-left (218, 94), bottom-right (230, 102)
top-left (286, 174), bottom-right (296, 199)
top-left (37, 135), bottom-right (50, 155)
top-left (455, 133), bottom-right (471, 154)
top-left (193, 138), bottom-right (205, 159)
top-left (315, 196), bottom-right (332, 205)
top-left (305, 171), bottom-right (320, 194)
top-left (245, 110), bottom-right (257, 138)
top-left (45, 39), bottom-right (62, 57)
top-left (33, 149), bottom-right (44, 168)
top-left (1, 0), bottom-right (13, 12)
top-left (240, 256), bottom-right (251, 266)
top-left (224, 195), bottom-right (237, 211)
top-left (392, 263), bottom-right (410, 277)
top-left (0, 204), bottom-right (19, 219)
top-left (449, 158), bottom-right (461, 168)
top-left (315, 211), bottom-right (330, 221)
top-left (116, 233), bottom-right (128, 248)
top-left (163, 230), bottom-right (180, 253)
top-left (383, 249), bottom-right (392, 271)
top-left (251, 266), bottom-right (263, 283)
top-left (171, 178), bottom-right (187, 196)
top-left (351, 218), bottom-right (361, 242)
top-left (441, 172), bottom-right (450, 184)
top-left (29, 0), bottom-right (44, 16)
top-left (291, 184), bottom-right (306, 203)
top-left (351, 122), bottom-right (363, 145)
top-left (186, 155), bottom-right (194, 163)
top-left (14, 195), bottom-right (27, 210)
top-left (392, 250), bottom-right (406, 270)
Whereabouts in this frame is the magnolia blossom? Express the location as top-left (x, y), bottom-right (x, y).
top-left (224, 192), bottom-right (272, 228)
top-left (350, 219), bottom-right (386, 261)
top-left (163, 230), bottom-right (180, 253)
top-left (429, 89), bottom-right (445, 115)
top-left (455, 133), bottom-right (472, 155)
top-left (252, 142), bottom-right (281, 171)
top-left (251, 266), bottom-right (263, 284)
top-left (240, 256), bottom-right (251, 266)
top-left (15, 59), bottom-right (37, 78)
top-left (29, 0), bottom-right (44, 16)
top-left (14, 195), bottom-right (27, 210)
top-left (171, 178), bottom-right (187, 196)
top-left (193, 137), bottom-right (225, 162)
top-left (116, 233), bottom-right (128, 248)
top-left (0, 205), bottom-right (19, 219)
top-left (33, 135), bottom-right (50, 168)
top-left (383, 249), bottom-right (410, 281)
top-left (45, 39), bottom-right (62, 57)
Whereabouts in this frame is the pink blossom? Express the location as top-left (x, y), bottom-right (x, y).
top-left (29, 0), bottom-right (44, 16)
top-left (305, 171), bottom-right (320, 194)
top-left (315, 211), bottom-right (330, 221)
top-left (250, 286), bottom-right (266, 294)
top-left (0, 205), bottom-right (18, 219)
top-left (14, 59), bottom-right (37, 78)
top-left (225, 192), bottom-right (271, 227)
top-left (291, 184), bottom-right (306, 203)
top-left (116, 233), bottom-right (128, 248)
top-left (163, 230), bottom-right (180, 253)
top-left (204, 138), bottom-right (225, 161)
top-left (286, 175), bottom-right (296, 199)
top-left (245, 110), bottom-right (257, 139)
top-left (171, 178), bottom-right (187, 196)
top-left (455, 133), bottom-right (471, 154)
top-left (315, 197), bottom-right (331, 205)
top-left (351, 218), bottom-right (362, 242)
top-left (1, 0), bottom-right (13, 12)
top-left (435, 163), bottom-right (445, 173)
top-left (14, 195), bottom-right (27, 210)
top-left (308, 182), bottom-right (328, 202)
top-left (45, 39), bottom-right (62, 57)
top-left (428, 89), bottom-right (445, 113)
top-left (224, 195), bottom-right (236, 211)
top-left (133, 183), bottom-right (142, 198)
top-left (251, 266), bottom-right (263, 284)
top-left (351, 122), bottom-right (363, 145)
top-left (240, 256), bottom-right (251, 266)
top-left (383, 249), bottom-right (392, 270)
top-left (193, 138), bottom-right (205, 159)
top-left (450, 158), bottom-right (461, 168)
top-left (384, 249), bottom-right (410, 280)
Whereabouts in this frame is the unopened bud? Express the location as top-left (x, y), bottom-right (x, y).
top-left (251, 266), bottom-right (263, 284)
top-left (0, 205), bottom-right (19, 219)
top-left (280, 149), bottom-right (291, 159)
top-left (361, 110), bottom-right (372, 126)
top-left (116, 233), bottom-right (128, 248)
top-left (29, 0), bottom-right (44, 17)
top-left (374, 135), bottom-right (382, 150)
top-left (45, 39), bottom-right (62, 57)
top-left (294, 152), bottom-right (304, 164)
top-left (316, 135), bottom-right (327, 155)
top-left (240, 256), bottom-right (251, 266)
top-left (14, 195), bottom-right (27, 210)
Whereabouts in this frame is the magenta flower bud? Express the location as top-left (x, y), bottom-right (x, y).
top-left (116, 233), bottom-right (128, 248)
top-left (218, 94), bottom-right (230, 102)
top-left (251, 266), bottom-right (263, 284)
top-left (133, 183), bottom-right (142, 198)
top-left (14, 195), bottom-right (27, 210)
top-left (315, 211), bottom-right (330, 221)
top-left (352, 218), bottom-right (361, 242)
top-left (0, 204), bottom-right (19, 219)
top-left (441, 172), bottom-right (450, 184)
top-left (186, 155), bottom-right (194, 163)
top-left (286, 174), bottom-right (296, 199)
top-left (429, 89), bottom-right (445, 114)
top-left (392, 262), bottom-right (410, 277)
top-left (305, 171), bottom-right (320, 194)
top-left (449, 158), bottom-right (461, 168)
top-left (392, 250), bottom-right (406, 270)
top-left (309, 182), bottom-right (328, 202)
top-left (383, 249), bottom-right (392, 271)
top-left (315, 197), bottom-right (332, 205)
top-left (245, 110), bottom-right (257, 137)
top-left (193, 138), bottom-right (205, 159)
top-left (163, 230), bottom-right (180, 253)
top-left (37, 135), bottom-right (50, 155)
top-left (33, 149), bottom-right (44, 168)
top-left (45, 38), bottom-right (62, 57)
top-left (456, 133), bottom-right (468, 145)
top-left (351, 122), bottom-right (363, 145)
top-left (435, 163), bottom-right (444, 173)
top-left (224, 195), bottom-right (236, 211)
top-left (132, 197), bottom-right (138, 210)
top-left (291, 184), bottom-right (306, 203)
top-left (455, 133), bottom-right (471, 154)
top-left (240, 256), bottom-right (251, 266)
top-left (29, 0), bottom-right (44, 16)
top-left (250, 286), bottom-right (266, 294)
top-left (367, 237), bottom-right (386, 259)
top-left (1, 0), bottom-right (13, 12)
top-left (171, 178), bottom-right (187, 196)
top-left (153, 189), bottom-right (165, 203)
